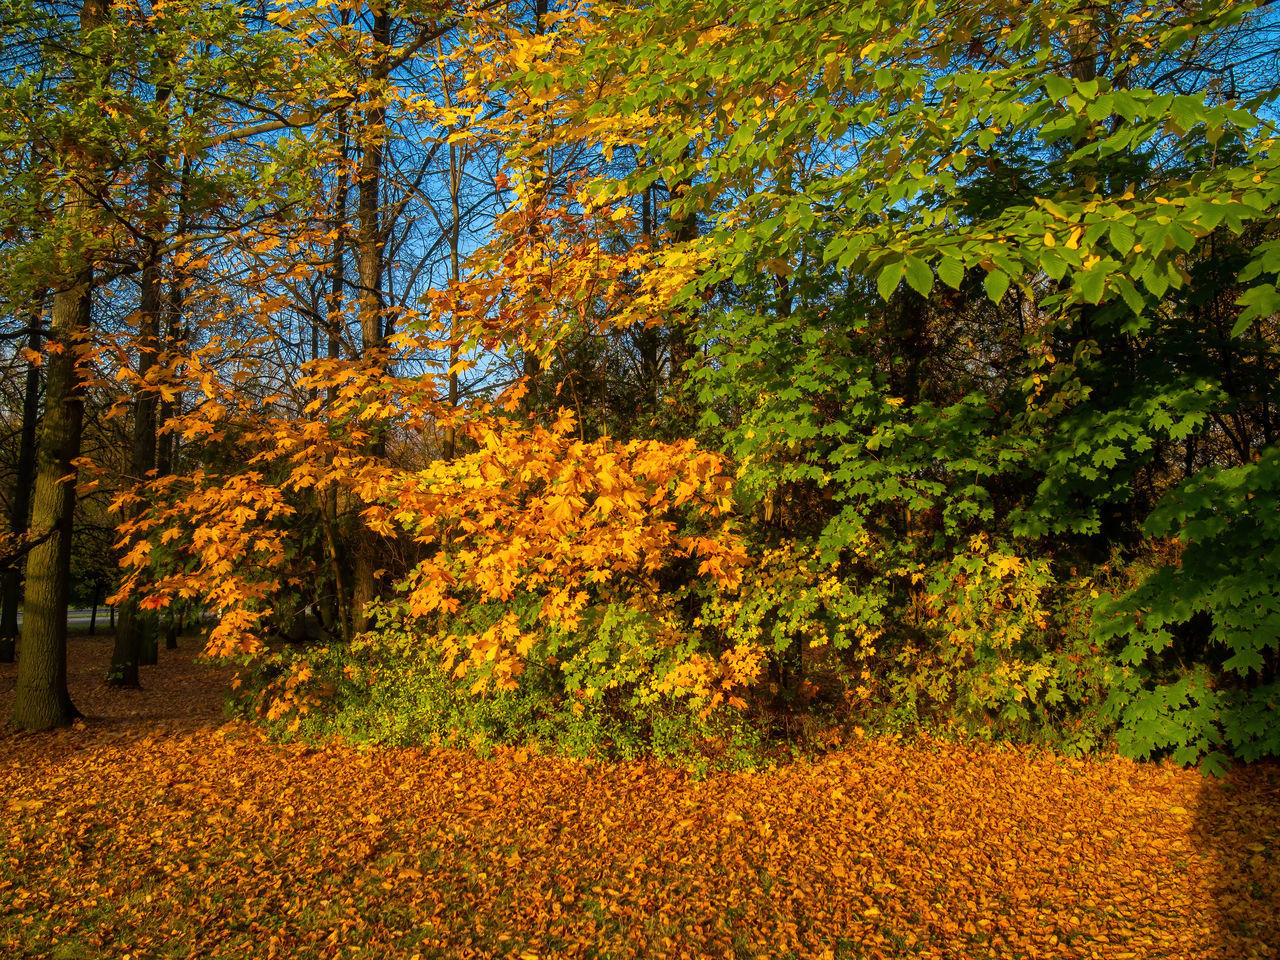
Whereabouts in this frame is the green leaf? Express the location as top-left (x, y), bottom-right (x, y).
top-left (937, 255), bottom-right (965, 290)
top-left (1113, 275), bottom-right (1145, 316)
top-left (1233, 284), bottom-right (1279, 336)
top-left (1077, 266), bottom-right (1107, 305)
top-left (1108, 222), bottom-right (1135, 253)
top-left (903, 255), bottom-right (934, 297)
top-left (1042, 74), bottom-right (1071, 100)
top-left (1041, 253), bottom-right (1069, 281)
top-left (983, 269), bottom-right (1010, 303)
top-left (877, 259), bottom-right (905, 301)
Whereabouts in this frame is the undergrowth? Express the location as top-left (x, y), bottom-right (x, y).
top-left (232, 641), bottom-right (769, 775)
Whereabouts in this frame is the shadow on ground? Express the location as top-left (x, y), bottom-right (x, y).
top-left (1191, 758), bottom-right (1280, 959)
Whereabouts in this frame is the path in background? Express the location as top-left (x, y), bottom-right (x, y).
top-left (12, 608), bottom-right (208, 629)
top-left (15, 609), bottom-right (110, 629)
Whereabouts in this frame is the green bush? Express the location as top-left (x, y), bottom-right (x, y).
top-left (243, 637), bottom-right (765, 773)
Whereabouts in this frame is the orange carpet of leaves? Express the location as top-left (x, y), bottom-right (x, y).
top-left (2, 638), bottom-right (1277, 960)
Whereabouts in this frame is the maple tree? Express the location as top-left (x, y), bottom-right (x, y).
top-left (81, 0), bottom-right (758, 725)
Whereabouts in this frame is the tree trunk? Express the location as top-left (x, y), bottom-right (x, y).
top-left (110, 82), bottom-right (170, 684)
top-left (444, 129), bottom-right (462, 459)
top-left (518, 0), bottom-right (551, 413)
top-left (665, 137), bottom-right (700, 383)
top-left (156, 153), bottom-right (192, 658)
top-left (351, 3), bottom-right (391, 634)
top-left (321, 108), bottom-right (351, 642)
top-left (11, 0), bottom-right (107, 730)
top-left (11, 272), bottom-right (90, 730)
top-left (356, 11), bottom-right (387, 355)
top-left (0, 310), bottom-right (42, 663)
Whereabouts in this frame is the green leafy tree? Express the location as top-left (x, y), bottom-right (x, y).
top-left (523, 0), bottom-right (1280, 758)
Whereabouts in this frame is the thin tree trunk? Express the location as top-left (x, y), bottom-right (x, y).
top-left (157, 369), bottom-right (180, 657)
top-left (352, 2), bottom-right (391, 634)
top-left (157, 152), bottom-right (192, 656)
top-left (110, 78), bottom-right (171, 684)
top-left (666, 151), bottom-right (699, 380)
top-left (356, 6), bottom-right (388, 354)
top-left (319, 505), bottom-right (352, 643)
top-left (0, 308), bottom-right (43, 663)
top-left (321, 107), bottom-right (351, 641)
top-left (442, 73), bottom-right (462, 460)
top-left (519, 0), bottom-right (551, 412)
top-left (157, 151), bottom-right (190, 485)
top-left (630, 185), bottom-right (662, 421)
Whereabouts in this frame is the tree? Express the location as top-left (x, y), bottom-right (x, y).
top-left (9, 0), bottom-right (110, 729)
top-left (2, 0), bottom-right (354, 718)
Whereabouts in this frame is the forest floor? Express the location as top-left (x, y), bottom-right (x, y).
top-left (1, 637), bottom-right (1278, 960)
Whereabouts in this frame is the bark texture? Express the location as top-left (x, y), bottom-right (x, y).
top-left (11, 0), bottom-right (108, 730)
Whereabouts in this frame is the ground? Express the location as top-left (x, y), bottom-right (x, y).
top-left (1, 636), bottom-right (1277, 960)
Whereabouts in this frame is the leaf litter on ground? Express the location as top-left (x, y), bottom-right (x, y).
top-left (1, 636), bottom-right (1277, 959)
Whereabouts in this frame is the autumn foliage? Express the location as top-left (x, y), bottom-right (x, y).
top-left (1, 9), bottom-right (1280, 956)
top-left (0, 0), bottom-right (1272, 765)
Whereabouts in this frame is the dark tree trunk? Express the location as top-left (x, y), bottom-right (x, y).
top-left (0, 310), bottom-right (42, 663)
top-left (111, 70), bottom-right (173, 681)
top-left (351, 3), bottom-right (391, 634)
top-left (321, 108), bottom-right (352, 643)
top-left (518, 0), bottom-right (551, 413)
top-left (110, 213), bottom-right (164, 681)
top-left (443, 134), bottom-right (462, 459)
